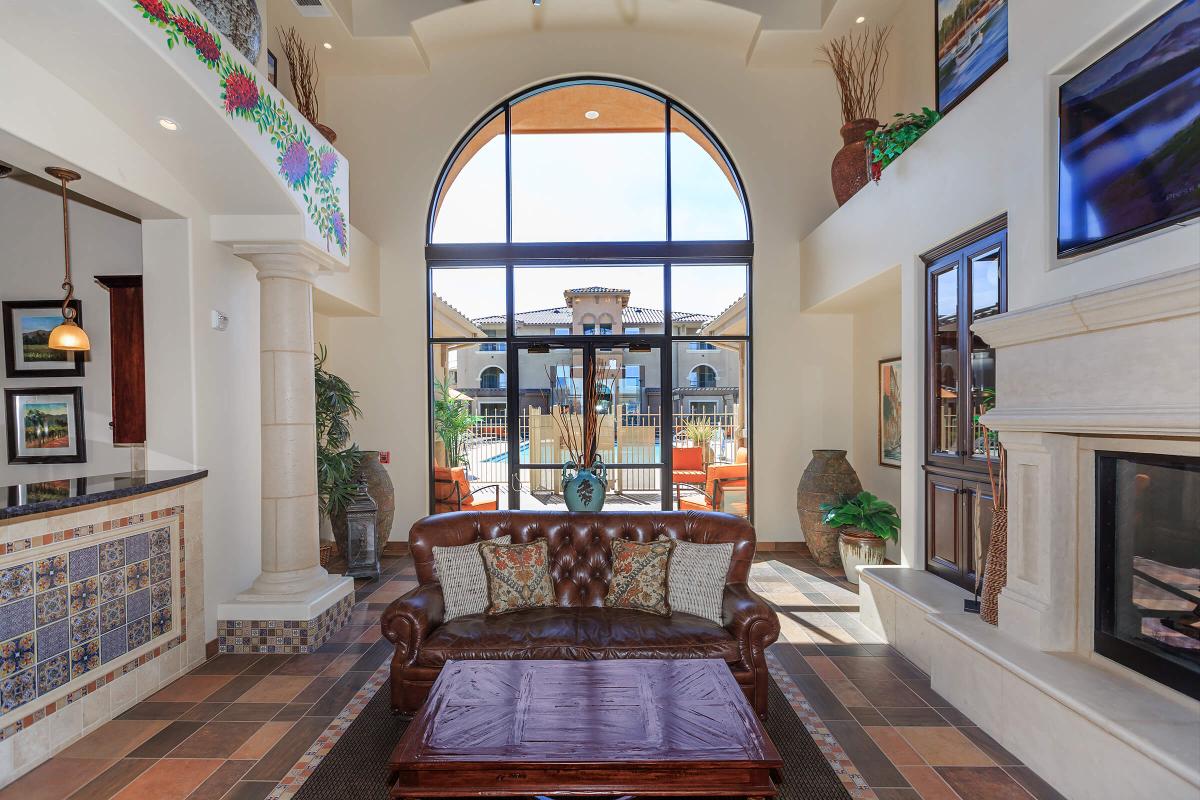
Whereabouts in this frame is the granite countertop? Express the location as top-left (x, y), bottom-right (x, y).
top-left (0, 469), bottom-right (208, 521)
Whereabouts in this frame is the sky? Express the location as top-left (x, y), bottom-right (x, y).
top-left (430, 130), bottom-right (748, 321)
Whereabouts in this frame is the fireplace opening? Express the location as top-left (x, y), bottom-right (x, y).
top-left (1095, 452), bottom-right (1199, 700)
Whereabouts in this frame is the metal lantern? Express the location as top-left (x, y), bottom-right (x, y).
top-left (344, 477), bottom-right (380, 579)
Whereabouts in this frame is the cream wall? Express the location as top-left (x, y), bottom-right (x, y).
top-left (799, 0), bottom-right (1200, 569)
top-left (0, 179), bottom-right (143, 485)
top-left (315, 23), bottom-right (860, 541)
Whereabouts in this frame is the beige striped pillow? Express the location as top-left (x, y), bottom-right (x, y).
top-left (659, 537), bottom-right (733, 624)
top-left (432, 535), bottom-right (511, 621)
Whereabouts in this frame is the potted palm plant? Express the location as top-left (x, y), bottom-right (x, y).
top-left (819, 491), bottom-right (900, 584)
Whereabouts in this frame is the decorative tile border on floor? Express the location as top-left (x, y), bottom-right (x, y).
top-left (767, 650), bottom-right (877, 800)
top-left (267, 660), bottom-right (391, 799)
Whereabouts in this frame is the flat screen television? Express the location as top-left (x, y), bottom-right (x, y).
top-left (1058, 0), bottom-right (1200, 258)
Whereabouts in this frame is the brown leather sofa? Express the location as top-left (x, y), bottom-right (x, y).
top-left (381, 510), bottom-right (781, 718)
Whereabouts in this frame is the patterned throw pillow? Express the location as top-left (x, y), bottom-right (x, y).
top-left (432, 535), bottom-right (511, 621)
top-left (659, 537), bottom-right (733, 624)
top-left (479, 540), bottom-right (556, 615)
top-left (605, 538), bottom-right (674, 616)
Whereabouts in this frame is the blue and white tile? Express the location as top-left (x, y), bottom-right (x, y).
top-left (69, 577), bottom-right (99, 612)
top-left (124, 561), bottom-right (149, 594)
top-left (0, 634), bottom-right (35, 676)
top-left (150, 527), bottom-right (170, 556)
top-left (0, 597), bottom-right (34, 641)
top-left (36, 619), bottom-right (69, 662)
top-left (70, 607), bottom-right (99, 645)
top-left (99, 598), bottom-right (126, 634)
top-left (99, 568), bottom-right (125, 603)
top-left (1, 669), bottom-right (35, 711)
top-left (151, 607), bottom-right (171, 638)
top-left (151, 580), bottom-right (171, 612)
top-left (126, 588), bottom-right (150, 621)
top-left (124, 531), bottom-right (150, 564)
top-left (34, 585), bottom-right (68, 626)
top-left (36, 652), bottom-right (69, 696)
top-left (34, 556), bottom-right (67, 592)
top-left (0, 563), bottom-right (33, 605)
top-left (100, 626), bottom-right (127, 664)
top-left (149, 552), bottom-right (171, 584)
top-left (127, 616), bottom-right (151, 650)
top-left (98, 539), bottom-right (124, 573)
top-left (70, 640), bottom-right (100, 679)
top-left (68, 545), bottom-right (99, 581)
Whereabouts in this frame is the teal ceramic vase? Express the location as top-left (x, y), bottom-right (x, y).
top-left (562, 457), bottom-right (608, 512)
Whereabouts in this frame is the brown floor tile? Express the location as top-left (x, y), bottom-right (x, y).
top-left (58, 719), bottom-right (171, 760)
top-left (936, 706), bottom-right (974, 726)
top-left (897, 727), bottom-right (994, 767)
top-left (168, 720), bottom-right (266, 759)
top-left (236, 675), bottom-right (314, 704)
top-left (898, 765), bottom-right (961, 800)
top-left (242, 716), bottom-right (332, 782)
top-left (272, 653), bottom-right (340, 676)
top-left (178, 702), bottom-right (229, 722)
top-left (1003, 766), bottom-right (1068, 800)
top-left (223, 780), bottom-right (277, 800)
top-left (881, 707), bottom-right (955, 727)
top-left (184, 760), bottom-right (253, 800)
top-left (874, 790), bottom-right (922, 800)
top-left (204, 674), bottom-right (266, 703)
top-left (239, 655), bottom-right (293, 675)
top-left (306, 669), bottom-right (372, 717)
top-left (823, 675), bottom-right (871, 707)
top-left (214, 702), bottom-right (286, 721)
top-left (324, 624), bottom-right (370, 644)
top-left (111, 758), bottom-right (223, 800)
top-left (959, 726), bottom-right (1020, 766)
top-left (828, 656), bottom-right (899, 680)
top-left (902, 679), bottom-right (953, 707)
top-left (824, 720), bottom-right (910, 788)
top-left (272, 703), bottom-right (311, 721)
top-left (125, 721), bottom-right (206, 758)
top-left (936, 766), bottom-right (1036, 800)
top-left (60, 758), bottom-right (156, 800)
top-left (805, 655), bottom-right (850, 682)
top-left (0, 756), bottom-right (115, 800)
top-left (877, 655), bottom-right (928, 680)
top-left (148, 675), bottom-right (234, 703)
top-left (864, 726), bottom-right (926, 766)
top-left (314, 641), bottom-right (349, 654)
top-left (348, 639), bottom-right (391, 672)
top-left (318, 653), bottom-right (361, 678)
top-left (788, 673), bottom-right (852, 721)
top-left (849, 676), bottom-right (929, 708)
top-left (186, 654), bottom-right (264, 676)
top-left (230, 721), bottom-right (296, 760)
top-left (847, 706), bottom-right (889, 726)
top-left (116, 701), bottom-right (196, 721)
top-left (293, 676), bottom-right (338, 704)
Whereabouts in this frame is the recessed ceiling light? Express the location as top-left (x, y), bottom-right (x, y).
top-left (855, 15), bottom-right (866, 23)
top-left (585, 110), bottom-right (600, 120)
top-left (158, 117), bottom-right (179, 131)
top-left (323, 42), bottom-right (333, 49)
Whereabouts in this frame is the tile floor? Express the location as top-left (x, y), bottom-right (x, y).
top-left (0, 551), bottom-right (1066, 800)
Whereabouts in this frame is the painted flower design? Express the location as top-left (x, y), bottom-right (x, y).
top-left (0, 635), bottom-right (35, 676)
top-left (331, 210), bottom-right (347, 252)
top-left (71, 640), bottom-right (101, 679)
top-left (125, 562), bottom-right (150, 594)
top-left (35, 556), bottom-right (67, 592)
top-left (151, 607), bottom-right (172, 638)
top-left (137, 0), bottom-right (171, 24)
top-left (69, 577), bottom-right (99, 612)
top-left (2, 669), bottom-right (36, 711)
top-left (223, 67), bottom-right (260, 116)
top-left (0, 564), bottom-right (32, 604)
top-left (319, 149), bottom-right (338, 181)
top-left (280, 140), bottom-right (311, 187)
top-left (173, 14), bottom-right (221, 65)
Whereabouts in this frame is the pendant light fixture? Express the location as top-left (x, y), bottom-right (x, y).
top-left (45, 166), bottom-right (90, 352)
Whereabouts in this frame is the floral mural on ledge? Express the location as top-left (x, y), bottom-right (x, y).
top-left (132, 0), bottom-right (348, 257)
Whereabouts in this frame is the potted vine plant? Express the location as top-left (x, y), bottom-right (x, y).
top-left (820, 491), bottom-right (900, 584)
top-left (864, 107), bottom-right (942, 181)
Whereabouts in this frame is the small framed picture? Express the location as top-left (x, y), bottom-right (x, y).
top-left (3, 300), bottom-right (84, 378)
top-left (879, 357), bottom-right (901, 468)
top-left (4, 387), bottom-right (86, 465)
top-left (267, 49), bottom-right (278, 86)
top-left (936, 0), bottom-right (1009, 113)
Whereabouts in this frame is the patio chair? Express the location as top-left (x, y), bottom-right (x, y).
top-left (433, 466), bottom-right (500, 513)
top-left (671, 446), bottom-right (707, 503)
top-left (678, 460), bottom-right (749, 517)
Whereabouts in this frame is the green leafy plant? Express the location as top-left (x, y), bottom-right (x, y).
top-left (683, 418), bottom-right (717, 448)
top-left (434, 375), bottom-right (480, 467)
top-left (864, 107), bottom-right (942, 180)
top-left (315, 345), bottom-right (361, 518)
top-left (820, 491), bottom-right (901, 541)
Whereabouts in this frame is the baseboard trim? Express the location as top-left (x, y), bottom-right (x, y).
top-left (205, 638), bottom-right (219, 659)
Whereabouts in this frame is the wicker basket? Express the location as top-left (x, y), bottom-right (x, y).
top-left (319, 541), bottom-right (337, 567)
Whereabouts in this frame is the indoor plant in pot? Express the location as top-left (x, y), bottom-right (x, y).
top-left (820, 491), bottom-right (900, 585)
top-left (818, 25), bottom-right (891, 205)
top-left (547, 361), bottom-right (618, 511)
top-left (864, 107), bottom-right (942, 182)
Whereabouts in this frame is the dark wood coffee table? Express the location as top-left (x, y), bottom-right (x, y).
top-left (388, 658), bottom-right (782, 798)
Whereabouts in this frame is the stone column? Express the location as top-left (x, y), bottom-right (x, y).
top-left (217, 245), bottom-right (354, 653)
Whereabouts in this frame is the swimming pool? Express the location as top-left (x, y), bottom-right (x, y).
top-left (484, 443), bottom-right (663, 463)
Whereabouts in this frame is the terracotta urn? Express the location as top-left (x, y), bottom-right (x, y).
top-left (831, 118), bottom-right (878, 206)
top-left (331, 451), bottom-right (394, 559)
top-left (796, 450), bottom-right (863, 568)
top-left (837, 528), bottom-right (886, 585)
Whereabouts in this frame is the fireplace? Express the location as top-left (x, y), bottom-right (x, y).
top-left (1095, 451), bottom-right (1200, 700)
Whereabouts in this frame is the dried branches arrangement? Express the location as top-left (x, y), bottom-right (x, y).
top-left (978, 425), bottom-right (1008, 625)
top-left (277, 26), bottom-right (320, 126)
top-left (818, 25), bottom-right (892, 124)
top-left (545, 361), bottom-right (620, 467)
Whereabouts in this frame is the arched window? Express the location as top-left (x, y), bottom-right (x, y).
top-left (479, 366), bottom-right (506, 390)
top-left (689, 365), bottom-right (717, 389)
top-left (428, 78), bottom-right (752, 518)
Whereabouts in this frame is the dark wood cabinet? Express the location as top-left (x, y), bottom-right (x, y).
top-left (94, 275), bottom-right (145, 445)
top-left (922, 219), bottom-right (1006, 590)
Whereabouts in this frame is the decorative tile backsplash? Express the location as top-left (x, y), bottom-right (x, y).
top-left (0, 524), bottom-right (175, 716)
top-left (218, 592), bottom-right (353, 654)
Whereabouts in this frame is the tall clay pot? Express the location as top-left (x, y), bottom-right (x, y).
top-left (797, 450), bottom-right (863, 568)
top-left (331, 451), bottom-right (395, 560)
top-left (831, 118), bottom-right (878, 206)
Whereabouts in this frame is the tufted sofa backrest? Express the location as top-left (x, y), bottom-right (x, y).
top-left (408, 510), bottom-right (756, 608)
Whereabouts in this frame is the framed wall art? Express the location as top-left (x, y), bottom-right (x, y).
top-left (3, 300), bottom-right (85, 378)
top-left (936, 0), bottom-right (1009, 113)
top-left (4, 387), bottom-right (87, 464)
top-left (879, 357), bottom-right (902, 468)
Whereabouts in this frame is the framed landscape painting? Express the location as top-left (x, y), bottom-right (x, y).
top-left (879, 357), bottom-right (902, 468)
top-left (936, 0), bottom-right (1009, 113)
top-left (2, 300), bottom-right (84, 378)
top-left (4, 387), bottom-right (86, 465)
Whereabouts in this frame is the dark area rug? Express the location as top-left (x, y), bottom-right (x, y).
top-left (293, 673), bottom-right (852, 799)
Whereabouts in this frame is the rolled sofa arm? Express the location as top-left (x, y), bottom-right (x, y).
top-left (381, 582), bottom-right (445, 667)
top-left (722, 583), bottom-right (780, 666)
